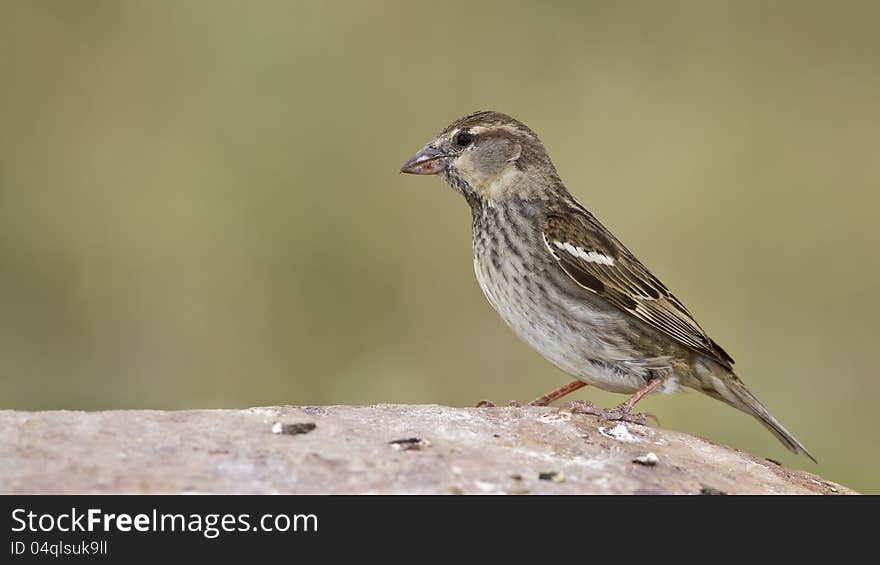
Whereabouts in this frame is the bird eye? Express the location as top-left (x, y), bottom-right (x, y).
top-left (454, 131), bottom-right (474, 148)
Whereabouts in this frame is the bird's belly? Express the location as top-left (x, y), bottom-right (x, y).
top-left (473, 257), bottom-right (651, 393)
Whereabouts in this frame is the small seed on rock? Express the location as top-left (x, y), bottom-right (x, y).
top-left (699, 485), bottom-right (727, 495)
top-left (632, 452), bottom-right (659, 466)
top-left (389, 437), bottom-right (429, 451)
top-left (538, 471), bottom-right (565, 483)
top-left (272, 422), bottom-right (316, 435)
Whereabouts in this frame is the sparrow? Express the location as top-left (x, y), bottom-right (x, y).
top-left (401, 110), bottom-right (814, 461)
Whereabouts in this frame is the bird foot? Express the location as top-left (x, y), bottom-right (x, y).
top-left (568, 400), bottom-right (658, 425)
top-left (476, 399), bottom-right (522, 408)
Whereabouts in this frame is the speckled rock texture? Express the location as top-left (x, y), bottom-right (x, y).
top-left (0, 404), bottom-right (853, 494)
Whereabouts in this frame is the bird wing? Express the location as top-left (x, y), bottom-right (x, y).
top-left (542, 210), bottom-right (734, 368)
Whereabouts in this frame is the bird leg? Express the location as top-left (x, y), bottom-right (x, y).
top-left (527, 380), bottom-right (587, 406)
top-left (569, 378), bottom-right (663, 425)
top-left (476, 380), bottom-right (587, 408)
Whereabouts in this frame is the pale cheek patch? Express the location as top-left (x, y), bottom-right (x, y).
top-left (488, 167), bottom-right (520, 193)
top-left (468, 160), bottom-right (522, 200)
top-left (552, 240), bottom-right (615, 266)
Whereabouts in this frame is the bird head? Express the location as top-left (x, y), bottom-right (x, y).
top-left (400, 111), bottom-right (561, 206)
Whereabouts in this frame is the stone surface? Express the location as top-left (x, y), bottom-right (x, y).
top-left (0, 404), bottom-right (853, 494)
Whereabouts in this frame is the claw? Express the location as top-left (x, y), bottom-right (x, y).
top-left (642, 412), bottom-right (660, 425)
top-left (568, 399), bottom-right (597, 412)
top-left (569, 400), bottom-right (658, 426)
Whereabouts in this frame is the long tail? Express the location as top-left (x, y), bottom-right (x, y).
top-left (696, 363), bottom-right (816, 462)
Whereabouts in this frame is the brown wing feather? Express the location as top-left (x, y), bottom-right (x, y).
top-left (543, 211), bottom-right (734, 368)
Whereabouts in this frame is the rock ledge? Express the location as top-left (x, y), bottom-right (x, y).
top-left (0, 404), bottom-right (852, 495)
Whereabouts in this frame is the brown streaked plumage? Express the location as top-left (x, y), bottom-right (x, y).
top-left (401, 110), bottom-right (814, 461)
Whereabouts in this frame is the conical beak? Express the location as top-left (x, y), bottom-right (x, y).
top-left (400, 145), bottom-right (448, 175)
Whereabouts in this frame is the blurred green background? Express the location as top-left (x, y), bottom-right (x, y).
top-left (1, 1), bottom-right (877, 492)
